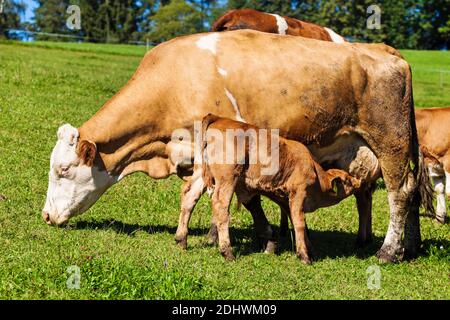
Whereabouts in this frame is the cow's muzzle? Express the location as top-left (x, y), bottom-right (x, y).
top-left (42, 211), bottom-right (53, 225)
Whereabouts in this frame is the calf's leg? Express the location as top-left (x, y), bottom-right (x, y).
top-left (211, 181), bottom-right (236, 261)
top-left (288, 191), bottom-right (311, 264)
top-left (175, 170), bottom-right (205, 249)
top-left (355, 183), bottom-right (375, 247)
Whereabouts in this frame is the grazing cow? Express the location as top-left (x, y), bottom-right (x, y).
top-left (200, 114), bottom-right (361, 263)
top-left (212, 8), bottom-right (346, 42)
top-left (416, 107), bottom-right (450, 224)
top-left (42, 30), bottom-right (432, 263)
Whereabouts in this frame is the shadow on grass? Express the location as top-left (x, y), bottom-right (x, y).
top-left (71, 219), bottom-right (449, 262)
top-left (70, 219), bottom-right (210, 237)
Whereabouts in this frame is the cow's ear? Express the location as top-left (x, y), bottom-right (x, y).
top-left (331, 176), bottom-right (340, 194)
top-left (57, 124), bottom-right (79, 146)
top-left (77, 140), bottom-right (97, 167)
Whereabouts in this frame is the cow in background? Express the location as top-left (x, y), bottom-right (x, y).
top-left (212, 8), bottom-right (403, 59)
top-left (416, 107), bottom-right (450, 224)
top-left (212, 8), bottom-right (346, 42)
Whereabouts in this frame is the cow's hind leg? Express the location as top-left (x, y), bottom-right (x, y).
top-left (375, 152), bottom-right (417, 263)
top-left (175, 170), bottom-right (205, 249)
top-left (241, 195), bottom-right (277, 254)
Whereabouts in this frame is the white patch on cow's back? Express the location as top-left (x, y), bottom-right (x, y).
top-left (225, 89), bottom-right (245, 122)
top-left (324, 27), bottom-right (345, 43)
top-left (196, 33), bottom-right (220, 55)
top-left (269, 13), bottom-right (288, 35)
top-left (217, 67), bottom-right (227, 76)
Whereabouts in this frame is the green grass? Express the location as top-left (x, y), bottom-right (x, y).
top-left (0, 42), bottom-right (449, 300)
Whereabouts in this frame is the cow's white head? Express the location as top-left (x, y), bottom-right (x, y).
top-left (42, 124), bottom-right (117, 226)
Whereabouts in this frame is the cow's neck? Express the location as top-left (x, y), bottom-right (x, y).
top-left (78, 78), bottom-right (179, 179)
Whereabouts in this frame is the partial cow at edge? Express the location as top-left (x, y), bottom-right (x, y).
top-left (416, 107), bottom-right (450, 224)
top-left (212, 8), bottom-right (346, 42)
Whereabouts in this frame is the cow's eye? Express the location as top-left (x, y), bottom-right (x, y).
top-left (57, 166), bottom-right (70, 177)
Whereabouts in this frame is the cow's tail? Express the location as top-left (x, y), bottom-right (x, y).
top-left (211, 10), bottom-right (236, 31)
top-left (201, 113), bottom-right (220, 192)
top-left (406, 65), bottom-right (435, 216)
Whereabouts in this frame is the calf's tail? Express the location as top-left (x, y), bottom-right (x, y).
top-left (201, 113), bottom-right (220, 191)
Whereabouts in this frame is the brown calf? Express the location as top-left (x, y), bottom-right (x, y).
top-left (212, 9), bottom-right (345, 42)
top-left (201, 114), bottom-right (361, 264)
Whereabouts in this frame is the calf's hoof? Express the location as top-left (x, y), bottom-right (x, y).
top-left (220, 249), bottom-right (235, 262)
top-left (206, 225), bottom-right (219, 245)
top-left (298, 253), bottom-right (312, 265)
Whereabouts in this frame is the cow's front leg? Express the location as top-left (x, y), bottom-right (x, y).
top-left (355, 183), bottom-right (375, 247)
top-left (241, 195), bottom-right (277, 254)
top-left (279, 207), bottom-right (289, 237)
top-left (289, 191), bottom-right (311, 264)
top-left (175, 169), bottom-right (205, 249)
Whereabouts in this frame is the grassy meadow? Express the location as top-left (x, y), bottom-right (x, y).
top-left (0, 41), bottom-right (449, 299)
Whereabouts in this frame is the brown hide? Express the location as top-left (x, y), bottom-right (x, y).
top-left (416, 107), bottom-right (450, 172)
top-left (212, 9), bottom-right (334, 41)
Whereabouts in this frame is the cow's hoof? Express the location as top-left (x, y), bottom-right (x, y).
top-left (175, 237), bottom-right (188, 250)
top-left (264, 240), bottom-right (277, 254)
top-left (206, 225), bottom-right (219, 245)
top-left (376, 248), bottom-right (400, 264)
top-left (435, 215), bottom-right (446, 225)
top-left (403, 247), bottom-right (419, 260)
top-left (355, 235), bottom-right (373, 248)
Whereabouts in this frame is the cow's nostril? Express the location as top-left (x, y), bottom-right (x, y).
top-left (42, 211), bottom-right (52, 224)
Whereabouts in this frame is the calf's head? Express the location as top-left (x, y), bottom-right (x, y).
top-left (42, 124), bottom-right (117, 226)
top-left (327, 169), bottom-right (361, 198)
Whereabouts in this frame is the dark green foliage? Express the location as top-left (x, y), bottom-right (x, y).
top-left (0, 0), bottom-right (26, 39)
top-left (5, 1), bottom-right (442, 48)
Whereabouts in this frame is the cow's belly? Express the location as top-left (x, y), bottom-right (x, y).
top-left (308, 132), bottom-right (381, 183)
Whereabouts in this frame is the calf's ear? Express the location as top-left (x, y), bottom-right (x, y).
top-left (77, 140), bottom-right (97, 167)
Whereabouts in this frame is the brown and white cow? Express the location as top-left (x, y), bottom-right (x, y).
top-left (212, 8), bottom-right (404, 60)
top-left (212, 8), bottom-right (346, 42)
top-left (416, 107), bottom-right (450, 224)
top-left (200, 114), bottom-right (361, 263)
top-left (42, 30), bottom-right (431, 263)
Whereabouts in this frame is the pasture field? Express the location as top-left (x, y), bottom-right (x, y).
top-left (0, 41), bottom-right (449, 300)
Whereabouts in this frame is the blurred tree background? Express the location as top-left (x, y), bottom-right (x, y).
top-left (0, 0), bottom-right (448, 49)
